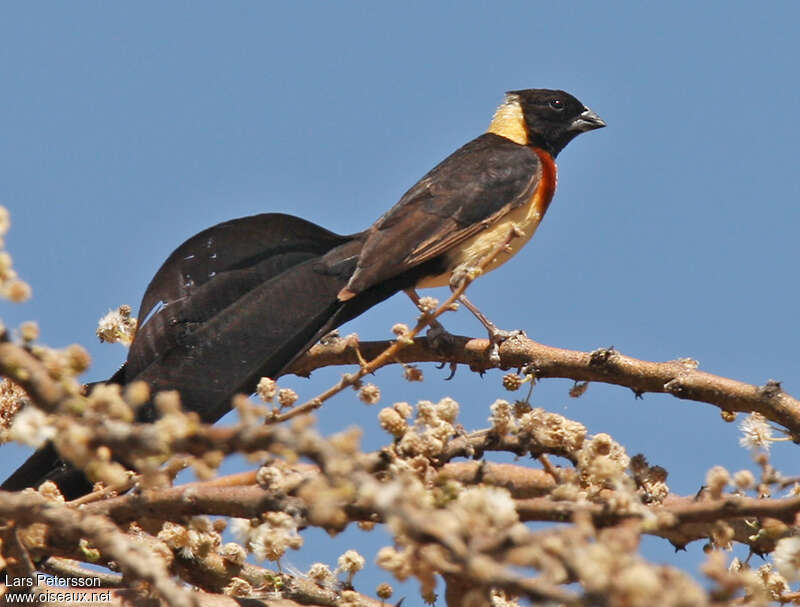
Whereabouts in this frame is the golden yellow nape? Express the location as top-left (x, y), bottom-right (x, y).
top-left (486, 95), bottom-right (528, 145)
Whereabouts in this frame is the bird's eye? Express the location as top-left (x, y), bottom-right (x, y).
top-left (549, 99), bottom-right (564, 111)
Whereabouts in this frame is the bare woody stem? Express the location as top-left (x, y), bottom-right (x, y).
top-left (289, 335), bottom-right (800, 438)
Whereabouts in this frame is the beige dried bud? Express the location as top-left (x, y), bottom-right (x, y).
top-left (705, 466), bottom-right (730, 499)
top-left (576, 433), bottom-right (630, 491)
top-left (6, 279), bottom-right (32, 302)
top-left (456, 486), bottom-right (520, 533)
top-left (512, 400), bottom-right (532, 418)
top-left (277, 388), bottom-right (298, 408)
top-left (189, 516), bottom-right (213, 533)
top-left (417, 400), bottom-right (439, 426)
top-left (19, 321), bottom-right (39, 342)
top-left (124, 381), bottom-right (150, 407)
top-left (307, 562), bottom-right (336, 585)
top-left (393, 401), bottom-right (413, 419)
top-left (376, 546), bottom-right (413, 580)
top-left (435, 397), bottom-right (459, 423)
top-left (95, 446), bottom-right (112, 462)
top-left (223, 577), bottom-right (252, 597)
top-left (710, 520), bottom-right (735, 549)
top-left (403, 364), bottom-right (423, 382)
top-left (417, 296), bottom-right (439, 314)
top-left (489, 399), bottom-right (514, 434)
top-left (739, 413), bottom-right (773, 451)
top-left (396, 427), bottom-right (444, 458)
top-left (376, 583), bottom-right (393, 600)
top-left (612, 563), bottom-right (663, 606)
top-left (88, 383), bottom-right (134, 422)
top-left (758, 563), bottom-right (790, 599)
top-left (379, 407), bottom-right (408, 437)
top-left (643, 467), bottom-right (669, 502)
top-left (154, 390), bottom-right (182, 414)
top-left (358, 383), bottom-right (381, 405)
top-left (337, 549), bottom-right (365, 575)
top-left (249, 512), bottom-right (303, 561)
top-left (256, 377), bottom-right (277, 403)
top-left (502, 372), bottom-right (523, 391)
top-left (0, 251), bottom-right (11, 275)
top-left (391, 323), bottom-right (409, 336)
top-left (213, 519), bottom-right (227, 533)
top-left (37, 480), bottom-right (65, 502)
top-left (733, 469), bottom-right (756, 491)
top-left (219, 543), bottom-right (246, 566)
top-left (0, 206), bottom-right (9, 236)
top-left (0, 253), bottom-right (11, 284)
top-left (256, 465), bottom-right (288, 492)
top-left (158, 521), bottom-right (191, 554)
top-left (520, 408), bottom-right (587, 452)
top-left (65, 344), bottom-right (91, 374)
top-left (9, 406), bottom-right (55, 447)
top-left (0, 379), bottom-right (27, 442)
top-left (96, 305), bottom-right (137, 345)
top-left (773, 537), bottom-right (800, 582)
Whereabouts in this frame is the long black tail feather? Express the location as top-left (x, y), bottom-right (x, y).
top-left (2, 213), bottom-right (442, 497)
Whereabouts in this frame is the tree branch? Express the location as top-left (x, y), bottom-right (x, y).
top-left (0, 492), bottom-right (194, 607)
top-left (290, 334), bottom-right (800, 436)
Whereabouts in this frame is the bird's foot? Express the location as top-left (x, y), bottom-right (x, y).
top-left (426, 323), bottom-right (461, 379)
top-left (426, 323), bottom-right (459, 357)
top-left (486, 327), bottom-right (526, 366)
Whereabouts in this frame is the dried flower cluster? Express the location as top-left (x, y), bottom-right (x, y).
top-left (96, 305), bottom-right (137, 346)
top-left (0, 206), bottom-right (32, 302)
top-left (2, 216), bottom-right (800, 607)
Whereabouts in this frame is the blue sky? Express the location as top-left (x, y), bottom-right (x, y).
top-left (2, 1), bottom-right (799, 599)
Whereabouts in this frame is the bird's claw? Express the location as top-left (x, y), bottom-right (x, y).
top-left (426, 323), bottom-right (458, 357)
top-left (486, 328), bottom-right (526, 366)
top-left (425, 325), bottom-right (460, 379)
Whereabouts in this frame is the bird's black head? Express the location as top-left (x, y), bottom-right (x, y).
top-left (495, 88), bottom-right (605, 156)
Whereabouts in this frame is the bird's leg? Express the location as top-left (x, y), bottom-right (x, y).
top-left (404, 289), bottom-right (458, 356)
top-left (457, 293), bottom-right (526, 366)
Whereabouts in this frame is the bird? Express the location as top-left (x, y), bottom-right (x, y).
top-left (2, 88), bottom-right (605, 498)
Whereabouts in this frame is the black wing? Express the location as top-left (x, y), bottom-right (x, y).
top-left (344, 133), bottom-right (540, 294)
top-left (124, 213), bottom-right (356, 421)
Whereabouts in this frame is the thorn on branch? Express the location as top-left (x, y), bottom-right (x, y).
top-left (589, 346), bottom-right (617, 367)
top-left (758, 379), bottom-right (783, 399)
